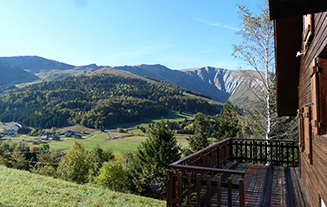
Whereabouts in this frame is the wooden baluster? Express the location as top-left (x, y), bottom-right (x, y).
top-left (235, 141), bottom-right (238, 160)
top-left (217, 146), bottom-right (220, 168)
top-left (196, 173), bottom-right (201, 207)
top-left (271, 142), bottom-right (274, 165)
top-left (217, 176), bottom-right (221, 207)
top-left (187, 172), bottom-right (192, 207)
top-left (228, 177), bottom-right (232, 207)
top-left (260, 141), bottom-right (263, 164)
top-left (178, 171), bottom-right (182, 207)
top-left (250, 140), bottom-right (253, 163)
top-left (207, 175), bottom-right (211, 207)
top-left (245, 140), bottom-right (248, 162)
top-left (265, 141), bottom-right (268, 164)
top-left (292, 142), bottom-right (296, 167)
top-left (167, 170), bottom-right (172, 207)
top-left (239, 178), bottom-right (245, 207)
top-left (280, 142), bottom-right (284, 166)
top-left (287, 142), bottom-right (290, 166)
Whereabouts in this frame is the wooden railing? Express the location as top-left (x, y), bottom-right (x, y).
top-left (230, 138), bottom-right (299, 167)
top-left (167, 138), bottom-right (299, 207)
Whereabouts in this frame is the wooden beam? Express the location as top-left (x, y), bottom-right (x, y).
top-left (269, 0), bottom-right (327, 20)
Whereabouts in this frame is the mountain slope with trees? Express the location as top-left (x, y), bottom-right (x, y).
top-left (0, 74), bottom-right (217, 129)
top-left (0, 55), bottom-right (263, 107)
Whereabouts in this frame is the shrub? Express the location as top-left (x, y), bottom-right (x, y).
top-left (95, 160), bottom-right (128, 192)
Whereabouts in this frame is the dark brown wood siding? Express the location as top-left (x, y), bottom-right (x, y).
top-left (299, 12), bottom-right (327, 206)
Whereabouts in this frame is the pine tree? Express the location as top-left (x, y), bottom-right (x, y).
top-left (187, 112), bottom-right (210, 153)
top-left (131, 119), bottom-right (181, 199)
top-left (216, 101), bottom-right (241, 141)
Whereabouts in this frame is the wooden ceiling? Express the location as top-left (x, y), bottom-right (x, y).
top-left (269, 0), bottom-right (327, 20)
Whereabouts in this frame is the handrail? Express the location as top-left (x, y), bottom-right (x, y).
top-left (232, 138), bottom-right (298, 142)
top-left (171, 138), bottom-right (232, 165)
top-left (169, 164), bottom-right (246, 176)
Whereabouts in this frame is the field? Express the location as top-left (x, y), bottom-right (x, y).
top-left (0, 165), bottom-right (165, 207)
top-left (43, 132), bottom-right (190, 154)
top-left (1, 112), bottom-right (193, 155)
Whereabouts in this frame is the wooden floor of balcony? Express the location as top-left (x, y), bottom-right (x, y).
top-left (216, 163), bottom-right (310, 207)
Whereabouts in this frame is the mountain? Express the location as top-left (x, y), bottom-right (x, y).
top-left (0, 74), bottom-right (217, 128)
top-left (0, 61), bottom-right (39, 86)
top-left (36, 64), bottom-right (101, 81)
top-left (0, 56), bottom-right (262, 106)
top-left (0, 56), bottom-right (75, 73)
top-left (114, 64), bottom-right (262, 104)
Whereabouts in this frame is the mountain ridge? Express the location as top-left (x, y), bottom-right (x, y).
top-left (0, 56), bottom-right (261, 105)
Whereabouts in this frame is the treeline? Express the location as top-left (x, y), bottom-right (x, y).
top-left (0, 74), bottom-right (217, 128)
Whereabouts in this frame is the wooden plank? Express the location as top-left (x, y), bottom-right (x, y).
top-left (260, 166), bottom-right (274, 206)
top-left (284, 167), bottom-right (296, 207)
top-left (206, 175), bottom-right (211, 207)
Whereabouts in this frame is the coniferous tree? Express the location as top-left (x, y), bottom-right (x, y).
top-left (215, 101), bottom-right (241, 141)
top-left (187, 112), bottom-right (210, 153)
top-left (131, 120), bottom-right (181, 199)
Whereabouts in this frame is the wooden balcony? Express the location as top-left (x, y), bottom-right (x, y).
top-left (167, 138), bottom-right (310, 207)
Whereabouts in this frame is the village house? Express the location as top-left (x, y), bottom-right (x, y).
top-left (65, 130), bottom-right (76, 137)
top-left (11, 123), bottom-right (23, 132)
top-left (41, 135), bottom-right (49, 141)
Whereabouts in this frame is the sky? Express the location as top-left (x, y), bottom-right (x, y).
top-left (0, 0), bottom-right (263, 70)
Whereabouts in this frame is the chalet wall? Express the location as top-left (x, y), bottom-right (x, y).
top-left (299, 12), bottom-right (327, 206)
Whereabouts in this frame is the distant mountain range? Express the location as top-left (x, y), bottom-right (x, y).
top-left (0, 60), bottom-right (39, 86)
top-left (0, 55), bottom-right (262, 105)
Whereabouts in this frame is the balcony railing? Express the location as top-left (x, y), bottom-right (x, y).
top-left (167, 138), bottom-right (299, 207)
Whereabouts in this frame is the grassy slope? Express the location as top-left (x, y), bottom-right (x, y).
top-left (0, 165), bottom-right (165, 207)
top-left (45, 132), bottom-right (189, 154)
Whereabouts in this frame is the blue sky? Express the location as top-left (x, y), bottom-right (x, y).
top-left (0, 0), bottom-right (263, 70)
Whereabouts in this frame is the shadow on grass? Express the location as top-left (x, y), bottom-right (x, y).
top-left (107, 111), bottom-right (194, 130)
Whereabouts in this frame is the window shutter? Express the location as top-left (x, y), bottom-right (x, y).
top-left (297, 109), bottom-right (304, 152)
top-left (303, 106), bottom-right (312, 164)
top-left (303, 14), bottom-right (314, 51)
top-left (311, 59), bottom-right (319, 134)
top-left (317, 57), bottom-right (327, 134)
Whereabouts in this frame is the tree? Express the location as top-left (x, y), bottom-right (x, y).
top-left (187, 112), bottom-right (210, 153)
top-left (215, 101), bottom-right (241, 141)
top-left (31, 151), bottom-right (62, 177)
top-left (57, 142), bottom-right (89, 184)
top-left (231, 1), bottom-right (297, 141)
top-left (131, 120), bottom-right (181, 199)
top-left (232, 0), bottom-right (275, 141)
top-left (87, 145), bottom-right (115, 182)
top-left (95, 160), bottom-right (128, 192)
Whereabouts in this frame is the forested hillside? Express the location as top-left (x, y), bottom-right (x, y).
top-left (0, 74), bottom-right (216, 128)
